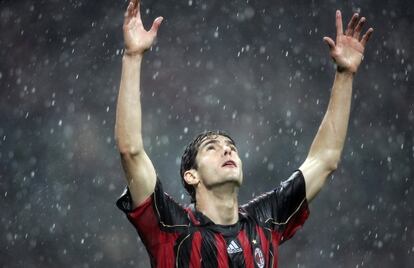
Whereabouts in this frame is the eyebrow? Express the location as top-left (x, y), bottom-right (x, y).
top-left (200, 138), bottom-right (236, 150)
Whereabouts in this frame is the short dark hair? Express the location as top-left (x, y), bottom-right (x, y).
top-left (180, 130), bottom-right (236, 203)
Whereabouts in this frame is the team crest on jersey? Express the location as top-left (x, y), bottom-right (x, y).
top-left (254, 247), bottom-right (265, 268)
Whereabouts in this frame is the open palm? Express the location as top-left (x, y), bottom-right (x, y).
top-left (123, 0), bottom-right (163, 55)
top-left (323, 11), bottom-right (373, 73)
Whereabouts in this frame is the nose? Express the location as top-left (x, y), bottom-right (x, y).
top-left (223, 144), bottom-right (232, 155)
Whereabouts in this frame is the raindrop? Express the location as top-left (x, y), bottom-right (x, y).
top-left (214, 26), bottom-right (219, 38)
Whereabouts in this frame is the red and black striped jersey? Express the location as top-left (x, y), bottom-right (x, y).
top-left (116, 170), bottom-right (309, 268)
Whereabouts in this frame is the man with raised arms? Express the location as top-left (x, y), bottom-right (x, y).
top-left (115, 0), bottom-right (373, 267)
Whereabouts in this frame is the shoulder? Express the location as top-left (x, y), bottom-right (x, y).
top-left (239, 170), bottom-right (307, 224)
top-left (117, 177), bottom-right (191, 230)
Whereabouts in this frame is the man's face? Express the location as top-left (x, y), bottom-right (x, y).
top-left (194, 135), bottom-right (243, 189)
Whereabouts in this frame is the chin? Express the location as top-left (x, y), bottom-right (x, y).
top-left (226, 176), bottom-right (243, 187)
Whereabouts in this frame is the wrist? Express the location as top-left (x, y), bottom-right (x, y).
top-left (336, 67), bottom-right (355, 77)
top-left (123, 52), bottom-right (143, 62)
top-left (335, 70), bottom-right (354, 81)
top-left (336, 65), bottom-right (357, 75)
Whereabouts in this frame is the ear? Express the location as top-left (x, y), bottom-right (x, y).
top-left (183, 169), bottom-right (199, 186)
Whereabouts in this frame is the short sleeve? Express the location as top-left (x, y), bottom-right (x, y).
top-left (241, 170), bottom-right (310, 243)
top-left (116, 179), bottom-right (191, 266)
top-left (116, 178), bottom-right (189, 239)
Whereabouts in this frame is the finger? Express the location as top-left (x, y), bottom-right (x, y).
top-left (353, 17), bottom-right (366, 39)
top-left (135, 0), bottom-right (140, 16)
top-left (360, 27), bottom-right (374, 47)
top-left (345, 13), bottom-right (359, 36)
top-left (323, 37), bottom-right (336, 50)
top-left (124, 1), bottom-right (135, 27)
top-left (132, 0), bottom-right (139, 9)
top-left (150, 17), bottom-right (163, 35)
top-left (336, 10), bottom-right (343, 38)
top-left (124, 1), bottom-right (134, 18)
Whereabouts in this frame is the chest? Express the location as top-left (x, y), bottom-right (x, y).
top-left (174, 224), bottom-right (279, 268)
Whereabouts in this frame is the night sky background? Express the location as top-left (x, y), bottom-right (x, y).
top-left (1, 0), bottom-right (413, 267)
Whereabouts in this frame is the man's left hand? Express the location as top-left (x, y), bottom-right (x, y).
top-left (323, 10), bottom-right (374, 74)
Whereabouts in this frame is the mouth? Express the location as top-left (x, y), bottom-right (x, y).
top-left (222, 160), bottom-right (237, 168)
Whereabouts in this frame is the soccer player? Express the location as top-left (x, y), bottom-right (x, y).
top-left (115, 0), bottom-right (373, 267)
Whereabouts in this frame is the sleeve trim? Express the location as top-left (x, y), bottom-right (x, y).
top-left (153, 187), bottom-right (190, 228)
top-left (116, 185), bottom-right (154, 214)
top-left (264, 197), bottom-right (307, 225)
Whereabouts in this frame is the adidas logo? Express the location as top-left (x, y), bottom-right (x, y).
top-left (227, 240), bottom-right (243, 254)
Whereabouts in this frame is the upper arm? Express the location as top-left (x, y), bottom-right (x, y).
top-left (299, 156), bottom-right (335, 202)
top-left (120, 150), bottom-right (157, 208)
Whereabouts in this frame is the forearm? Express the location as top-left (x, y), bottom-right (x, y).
top-left (115, 54), bottom-right (144, 154)
top-left (300, 10), bottom-right (372, 201)
top-left (307, 71), bottom-right (354, 169)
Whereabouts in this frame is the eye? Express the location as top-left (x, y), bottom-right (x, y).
top-left (207, 145), bottom-right (215, 150)
top-left (229, 144), bottom-right (237, 152)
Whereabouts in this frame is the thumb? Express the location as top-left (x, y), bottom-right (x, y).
top-left (323, 37), bottom-right (335, 50)
top-left (150, 17), bottom-right (163, 35)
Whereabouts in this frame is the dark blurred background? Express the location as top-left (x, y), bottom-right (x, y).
top-left (1, 0), bottom-right (413, 267)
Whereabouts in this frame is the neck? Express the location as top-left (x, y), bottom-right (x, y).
top-left (195, 182), bottom-right (239, 225)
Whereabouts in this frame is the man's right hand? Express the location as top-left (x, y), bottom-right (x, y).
top-left (123, 0), bottom-right (163, 56)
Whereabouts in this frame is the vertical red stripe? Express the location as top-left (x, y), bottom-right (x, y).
top-left (237, 230), bottom-right (254, 268)
top-left (189, 231), bottom-right (202, 268)
top-left (129, 197), bottom-right (180, 267)
top-left (281, 201), bottom-right (310, 242)
top-left (271, 232), bottom-right (281, 268)
top-left (256, 226), bottom-right (270, 267)
top-left (214, 233), bottom-right (229, 268)
top-left (157, 233), bottom-right (180, 267)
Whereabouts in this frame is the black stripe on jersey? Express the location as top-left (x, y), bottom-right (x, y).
top-left (201, 230), bottom-right (218, 268)
top-left (152, 180), bottom-right (190, 232)
top-left (224, 236), bottom-right (246, 268)
top-left (174, 232), bottom-right (193, 268)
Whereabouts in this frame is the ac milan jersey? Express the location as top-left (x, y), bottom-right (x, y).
top-left (116, 170), bottom-right (309, 268)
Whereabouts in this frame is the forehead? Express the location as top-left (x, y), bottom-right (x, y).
top-left (199, 135), bottom-right (235, 147)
